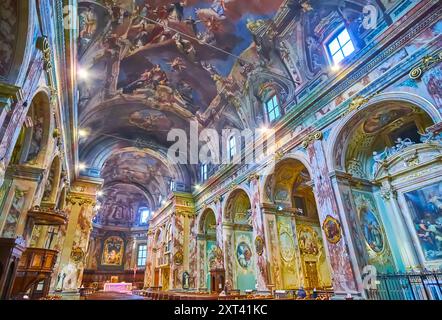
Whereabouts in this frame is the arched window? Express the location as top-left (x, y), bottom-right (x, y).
top-left (228, 135), bottom-right (237, 161)
top-left (200, 163), bottom-right (208, 182)
top-left (264, 94), bottom-right (281, 123)
top-left (326, 27), bottom-right (355, 66)
top-left (139, 207), bottom-right (150, 225)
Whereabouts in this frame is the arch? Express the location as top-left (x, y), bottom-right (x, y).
top-left (324, 93), bottom-right (442, 273)
top-left (327, 92), bottom-right (442, 171)
top-left (223, 187), bottom-right (253, 223)
top-left (198, 208), bottom-right (216, 236)
top-left (2, 0), bottom-right (31, 85)
top-left (260, 151), bottom-right (314, 203)
top-left (263, 156), bottom-right (333, 290)
top-left (9, 89), bottom-right (52, 167)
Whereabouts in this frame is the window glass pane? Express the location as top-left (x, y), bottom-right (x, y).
top-left (140, 209), bottom-right (149, 224)
top-left (342, 41), bottom-right (355, 57)
top-left (328, 39), bottom-right (340, 55)
top-left (328, 28), bottom-right (355, 65)
top-left (265, 95), bottom-right (281, 122)
top-left (229, 137), bottom-right (236, 158)
top-left (332, 50), bottom-right (344, 64)
top-left (274, 105), bottom-right (281, 118)
top-left (338, 29), bottom-right (350, 45)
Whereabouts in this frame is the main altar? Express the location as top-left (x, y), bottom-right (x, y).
top-left (103, 282), bottom-right (132, 294)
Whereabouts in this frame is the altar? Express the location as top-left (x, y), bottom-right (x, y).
top-left (103, 282), bottom-right (132, 293)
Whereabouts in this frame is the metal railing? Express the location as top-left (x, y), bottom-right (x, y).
top-left (366, 271), bottom-right (442, 300)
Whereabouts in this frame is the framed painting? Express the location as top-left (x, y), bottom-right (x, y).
top-left (404, 181), bottom-right (442, 261)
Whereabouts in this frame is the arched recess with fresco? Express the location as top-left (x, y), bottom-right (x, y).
top-left (329, 97), bottom-right (442, 278)
top-left (9, 91), bottom-right (52, 168)
top-left (0, 90), bottom-right (52, 239)
top-left (197, 208), bottom-right (224, 291)
top-left (263, 157), bottom-right (332, 290)
top-left (223, 188), bottom-right (256, 292)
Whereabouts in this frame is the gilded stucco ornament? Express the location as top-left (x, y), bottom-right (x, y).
top-left (380, 184), bottom-right (397, 201)
top-left (409, 52), bottom-right (442, 80)
top-left (301, 131), bottom-right (323, 148)
top-left (342, 91), bottom-right (379, 118)
top-left (36, 36), bottom-right (52, 71)
top-left (66, 193), bottom-right (95, 206)
top-left (173, 251), bottom-right (184, 265)
top-left (71, 247), bottom-right (85, 263)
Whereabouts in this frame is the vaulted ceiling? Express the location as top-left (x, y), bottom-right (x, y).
top-left (74, 0), bottom-right (401, 229)
top-left (77, 0), bottom-right (285, 225)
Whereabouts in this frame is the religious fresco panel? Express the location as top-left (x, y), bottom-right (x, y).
top-left (101, 236), bottom-right (125, 267)
top-left (1, 188), bottom-right (26, 238)
top-left (351, 189), bottom-right (395, 273)
top-left (404, 181), bottom-right (442, 262)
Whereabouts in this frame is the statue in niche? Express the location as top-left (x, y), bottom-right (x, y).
top-left (43, 165), bottom-right (55, 201)
top-left (26, 115), bottom-right (44, 162)
top-left (182, 271), bottom-right (190, 290)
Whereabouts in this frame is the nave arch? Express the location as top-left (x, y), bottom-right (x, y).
top-left (327, 95), bottom-right (442, 274)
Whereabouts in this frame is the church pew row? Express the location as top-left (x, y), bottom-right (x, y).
top-left (137, 290), bottom-right (333, 300)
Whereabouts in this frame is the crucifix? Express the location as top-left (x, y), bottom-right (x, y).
top-left (45, 226), bottom-right (59, 249)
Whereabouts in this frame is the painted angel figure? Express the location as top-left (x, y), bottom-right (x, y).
top-left (393, 137), bottom-right (414, 153)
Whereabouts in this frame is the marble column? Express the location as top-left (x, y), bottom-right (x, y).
top-left (306, 135), bottom-right (359, 296)
top-left (249, 174), bottom-right (269, 291)
top-left (196, 235), bottom-right (207, 290)
top-left (262, 206), bottom-right (283, 289)
top-left (222, 223), bottom-right (234, 288)
top-left (377, 180), bottom-right (420, 270)
top-left (144, 230), bottom-right (154, 288)
top-left (53, 179), bottom-right (101, 295)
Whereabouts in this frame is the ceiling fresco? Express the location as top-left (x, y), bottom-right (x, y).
top-left (77, 0), bottom-right (285, 228)
top-left (101, 150), bottom-right (174, 200)
top-left (94, 183), bottom-right (148, 227)
top-left (77, 0), bottom-right (378, 228)
top-left (78, 0), bottom-right (283, 118)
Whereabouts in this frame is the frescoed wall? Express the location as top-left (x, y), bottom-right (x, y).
top-left (234, 231), bottom-right (255, 291)
top-left (1, 188), bottom-right (26, 238)
top-left (351, 189), bottom-right (395, 273)
top-left (276, 215), bottom-right (299, 289)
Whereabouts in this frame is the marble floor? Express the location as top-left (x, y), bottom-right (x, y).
top-left (83, 291), bottom-right (145, 300)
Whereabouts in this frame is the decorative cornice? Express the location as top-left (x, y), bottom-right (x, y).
top-left (66, 193), bottom-right (95, 206)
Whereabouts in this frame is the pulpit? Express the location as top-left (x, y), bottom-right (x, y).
top-left (210, 268), bottom-right (225, 294)
top-left (0, 237), bottom-right (26, 300)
